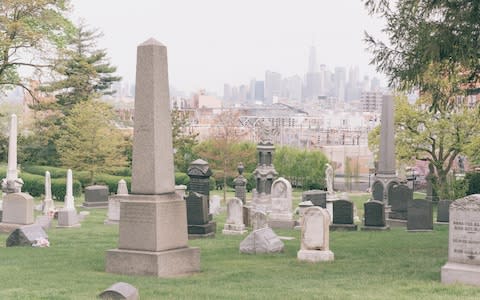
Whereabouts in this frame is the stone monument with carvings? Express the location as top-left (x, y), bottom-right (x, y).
top-left (105, 38), bottom-right (200, 277)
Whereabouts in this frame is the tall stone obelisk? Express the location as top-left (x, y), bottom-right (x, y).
top-left (106, 38), bottom-right (200, 277)
top-left (2, 114), bottom-right (23, 194)
top-left (372, 94), bottom-right (399, 203)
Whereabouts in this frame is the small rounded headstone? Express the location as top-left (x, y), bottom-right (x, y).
top-left (99, 282), bottom-right (139, 300)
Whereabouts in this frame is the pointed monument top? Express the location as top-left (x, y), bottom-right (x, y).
top-left (139, 38), bottom-right (165, 47)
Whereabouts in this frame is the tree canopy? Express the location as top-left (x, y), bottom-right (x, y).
top-left (364, 0), bottom-right (480, 110)
top-left (0, 0), bottom-right (74, 95)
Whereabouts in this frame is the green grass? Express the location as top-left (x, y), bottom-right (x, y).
top-left (0, 192), bottom-right (478, 299)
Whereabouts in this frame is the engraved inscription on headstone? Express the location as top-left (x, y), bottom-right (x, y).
top-left (364, 200), bottom-right (386, 227)
top-left (333, 200), bottom-right (354, 225)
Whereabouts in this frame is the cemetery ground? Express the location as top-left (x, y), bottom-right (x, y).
top-left (0, 191), bottom-right (479, 299)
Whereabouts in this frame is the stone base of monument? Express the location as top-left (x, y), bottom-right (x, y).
top-left (2, 193), bottom-right (34, 225)
top-left (297, 249), bottom-right (334, 262)
top-left (386, 218), bottom-right (407, 227)
top-left (187, 221), bottom-right (216, 239)
top-left (268, 219), bottom-right (295, 229)
top-left (330, 224), bottom-right (358, 231)
top-left (104, 219), bottom-right (119, 225)
top-left (361, 225), bottom-right (390, 231)
top-left (222, 223), bottom-right (247, 235)
top-left (57, 210), bottom-right (80, 228)
top-left (106, 247), bottom-right (200, 277)
top-left (81, 201), bottom-right (109, 208)
top-left (441, 262), bottom-right (480, 286)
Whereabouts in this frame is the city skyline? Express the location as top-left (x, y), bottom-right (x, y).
top-left (70, 0), bottom-right (387, 96)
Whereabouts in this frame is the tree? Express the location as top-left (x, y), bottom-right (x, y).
top-left (171, 107), bottom-right (198, 173)
top-left (40, 21), bottom-right (121, 114)
top-left (364, 0), bottom-right (480, 111)
top-left (194, 110), bottom-right (250, 201)
top-left (55, 100), bottom-right (127, 184)
top-left (369, 93), bottom-right (480, 199)
top-left (0, 0), bottom-right (74, 95)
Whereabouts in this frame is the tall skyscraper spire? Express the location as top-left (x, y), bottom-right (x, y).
top-left (308, 45), bottom-right (318, 73)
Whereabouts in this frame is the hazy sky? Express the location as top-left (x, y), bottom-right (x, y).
top-left (70, 0), bottom-right (386, 95)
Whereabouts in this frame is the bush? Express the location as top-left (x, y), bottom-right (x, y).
top-left (466, 172), bottom-right (480, 195)
top-left (51, 177), bottom-right (82, 201)
top-left (22, 165), bottom-right (67, 178)
top-left (175, 172), bottom-right (190, 186)
top-left (22, 172), bottom-right (81, 200)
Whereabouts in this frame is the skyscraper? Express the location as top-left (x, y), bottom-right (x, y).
top-left (255, 81), bottom-right (264, 102)
top-left (304, 45), bottom-right (322, 101)
top-left (264, 71), bottom-right (282, 105)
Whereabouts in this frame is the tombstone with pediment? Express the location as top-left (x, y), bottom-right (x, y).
top-left (268, 177), bottom-right (294, 229)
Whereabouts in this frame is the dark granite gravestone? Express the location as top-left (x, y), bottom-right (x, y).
top-left (99, 282), bottom-right (139, 300)
top-left (234, 163), bottom-right (248, 204)
top-left (407, 199), bottom-right (433, 231)
top-left (302, 190), bottom-right (327, 208)
top-left (372, 180), bottom-right (384, 201)
top-left (187, 159), bottom-right (212, 200)
top-left (362, 200), bottom-right (389, 230)
top-left (185, 192), bottom-right (216, 238)
top-left (83, 185), bottom-right (109, 208)
top-left (6, 224), bottom-right (47, 247)
top-left (388, 184), bottom-right (411, 220)
top-left (330, 199), bottom-right (357, 231)
top-left (437, 200), bottom-right (452, 223)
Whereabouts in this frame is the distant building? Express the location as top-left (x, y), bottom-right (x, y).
top-left (255, 80), bottom-right (265, 102)
top-left (304, 45), bottom-right (322, 101)
top-left (361, 91), bottom-right (383, 112)
top-left (264, 71), bottom-right (282, 105)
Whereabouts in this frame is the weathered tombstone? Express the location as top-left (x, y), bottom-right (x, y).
top-left (6, 224), bottom-right (47, 247)
top-left (209, 195), bottom-right (221, 215)
top-left (234, 163), bottom-right (248, 204)
top-left (252, 210), bottom-right (268, 231)
top-left (223, 197), bottom-right (247, 235)
top-left (1, 114), bottom-right (23, 194)
top-left (302, 190), bottom-right (327, 208)
top-left (105, 179), bottom-right (128, 225)
top-left (441, 194), bottom-right (480, 285)
top-left (252, 140), bottom-right (278, 211)
top-left (99, 282), bottom-right (139, 300)
top-left (269, 177), bottom-right (294, 229)
top-left (297, 206), bottom-right (334, 262)
top-left (407, 199), bottom-right (433, 231)
top-left (330, 199), bottom-right (357, 231)
top-left (35, 215), bottom-right (52, 230)
top-left (57, 169), bottom-right (80, 228)
top-left (388, 184), bottom-right (411, 220)
top-left (186, 192), bottom-right (216, 238)
top-left (83, 185), bottom-right (109, 208)
top-left (437, 200), bottom-right (452, 223)
top-left (361, 200), bottom-right (389, 231)
top-left (188, 159), bottom-right (212, 200)
top-left (239, 227), bottom-right (284, 254)
top-left (105, 39), bottom-right (200, 277)
top-left (1, 193), bottom-right (34, 225)
top-left (371, 180), bottom-right (384, 201)
top-left (42, 171), bottom-right (55, 215)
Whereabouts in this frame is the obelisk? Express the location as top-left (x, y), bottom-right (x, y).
top-left (57, 169), bottom-right (80, 227)
top-left (106, 38), bottom-right (200, 277)
top-left (373, 94), bottom-right (399, 203)
top-left (42, 171), bottom-right (56, 215)
top-left (1, 114), bottom-right (23, 193)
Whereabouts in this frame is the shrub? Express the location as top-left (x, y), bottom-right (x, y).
top-left (175, 172), bottom-right (190, 186)
top-left (51, 177), bottom-right (82, 201)
top-left (22, 172), bottom-right (81, 200)
top-left (22, 165), bottom-right (67, 178)
top-left (466, 172), bottom-right (480, 195)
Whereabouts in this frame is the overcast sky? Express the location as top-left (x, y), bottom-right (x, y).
top-left (70, 0), bottom-right (386, 95)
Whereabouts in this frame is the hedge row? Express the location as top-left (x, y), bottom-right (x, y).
top-left (22, 172), bottom-right (82, 201)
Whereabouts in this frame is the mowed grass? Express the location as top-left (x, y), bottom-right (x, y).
top-left (0, 192), bottom-right (479, 299)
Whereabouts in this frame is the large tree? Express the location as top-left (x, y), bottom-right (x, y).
top-left (171, 107), bottom-right (198, 173)
top-left (40, 21), bottom-right (121, 114)
top-left (364, 0), bottom-right (480, 111)
top-left (0, 0), bottom-right (74, 95)
top-left (56, 100), bottom-right (127, 184)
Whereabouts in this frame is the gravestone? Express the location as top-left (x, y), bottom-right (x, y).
top-left (407, 199), bottom-right (433, 231)
top-left (57, 169), bottom-right (80, 228)
top-left (234, 163), bottom-right (248, 204)
top-left (35, 215), bottom-right (52, 230)
top-left (371, 180), bottom-right (384, 201)
top-left (388, 184), bottom-right (411, 220)
top-left (209, 195), bottom-right (221, 216)
top-left (186, 192), bottom-right (216, 238)
top-left (42, 171), bottom-right (55, 215)
top-left (187, 159), bottom-right (212, 200)
top-left (361, 200), bottom-right (389, 231)
top-left (223, 197), bottom-right (247, 235)
top-left (239, 227), bottom-right (284, 254)
top-left (297, 206), bottom-right (334, 262)
top-left (105, 179), bottom-right (129, 225)
top-left (1, 114), bottom-right (23, 194)
top-left (105, 39), bottom-right (200, 277)
top-left (252, 210), bottom-right (268, 231)
top-left (302, 190), bottom-right (327, 208)
top-left (83, 185), bottom-right (109, 208)
top-left (6, 224), bottom-right (47, 247)
top-left (1, 193), bottom-right (34, 225)
top-left (441, 194), bottom-right (480, 285)
top-left (437, 200), bottom-right (452, 223)
top-left (99, 282), bottom-right (139, 300)
top-left (269, 177), bottom-right (294, 229)
top-left (330, 199), bottom-right (357, 231)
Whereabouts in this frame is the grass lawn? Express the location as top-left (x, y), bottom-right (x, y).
top-left (0, 191), bottom-right (479, 299)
